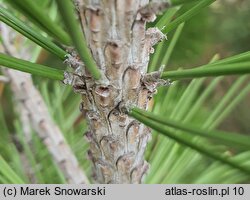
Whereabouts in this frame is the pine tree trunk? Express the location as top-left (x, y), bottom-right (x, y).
top-left (73, 0), bottom-right (168, 183)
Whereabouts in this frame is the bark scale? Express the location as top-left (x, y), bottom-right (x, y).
top-left (68, 0), bottom-right (169, 183)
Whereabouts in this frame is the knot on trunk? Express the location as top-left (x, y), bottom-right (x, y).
top-left (145, 28), bottom-right (166, 54)
top-left (142, 70), bottom-right (171, 94)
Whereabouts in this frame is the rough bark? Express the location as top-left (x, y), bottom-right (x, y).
top-left (65, 0), bottom-right (169, 183)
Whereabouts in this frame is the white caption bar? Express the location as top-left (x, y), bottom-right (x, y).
top-left (0, 184), bottom-right (249, 200)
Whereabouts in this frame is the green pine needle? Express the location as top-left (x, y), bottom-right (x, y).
top-left (161, 23), bottom-right (185, 70)
top-left (161, 62), bottom-right (250, 80)
top-left (171, 0), bottom-right (199, 6)
top-left (55, 0), bottom-right (101, 80)
top-left (155, 7), bottom-right (179, 30)
top-left (163, 0), bottom-right (216, 33)
top-left (132, 108), bottom-right (250, 151)
top-left (209, 51), bottom-right (250, 66)
top-left (6, 0), bottom-right (71, 45)
top-left (0, 53), bottom-right (64, 80)
top-left (129, 109), bottom-right (250, 176)
top-left (0, 155), bottom-right (25, 184)
top-left (149, 8), bottom-right (179, 72)
top-left (0, 6), bottom-right (67, 60)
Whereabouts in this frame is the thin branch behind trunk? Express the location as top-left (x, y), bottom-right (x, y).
top-left (0, 23), bottom-right (89, 184)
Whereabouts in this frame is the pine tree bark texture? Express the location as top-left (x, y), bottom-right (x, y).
top-left (70, 0), bottom-right (169, 183)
